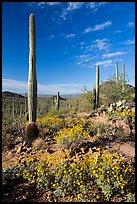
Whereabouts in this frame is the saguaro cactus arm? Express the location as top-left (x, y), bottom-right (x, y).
top-left (28, 14), bottom-right (37, 122)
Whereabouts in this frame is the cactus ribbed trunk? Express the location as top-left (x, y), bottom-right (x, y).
top-left (28, 14), bottom-right (37, 122)
top-left (115, 61), bottom-right (119, 83)
top-left (96, 65), bottom-right (99, 109)
top-left (122, 64), bottom-right (125, 92)
top-left (25, 92), bottom-right (27, 115)
top-left (56, 92), bottom-right (60, 110)
top-left (69, 94), bottom-right (71, 110)
top-left (93, 85), bottom-right (96, 110)
top-left (20, 104), bottom-right (22, 118)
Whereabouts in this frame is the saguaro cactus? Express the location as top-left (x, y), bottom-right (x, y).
top-left (28, 14), bottom-right (37, 122)
top-left (24, 92), bottom-right (27, 115)
top-left (56, 92), bottom-right (60, 110)
top-left (96, 65), bottom-right (99, 109)
top-left (68, 94), bottom-right (71, 110)
top-left (25, 14), bottom-right (39, 146)
top-left (93, 85), bottom-right (96, 110)
top-left (122, 63), bottom-right (125, 92)
top-left (115, 61), bottom-right (119, 83)
top-left (20, 104), bottom-right (22, 118)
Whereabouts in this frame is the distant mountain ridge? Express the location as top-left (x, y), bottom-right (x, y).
top-left (2, 91), bottom-right (25, 98)
top-left (2, 91), bottom-right (81, 98)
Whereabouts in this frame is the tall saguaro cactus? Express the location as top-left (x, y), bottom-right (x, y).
top-left (93, 85), bottom-right (96, 110)
top-left (122, 63), bottom-right (125, 92)
top-left (25, 92), bottom-right (27, 115)
top-left (28, 14), bottom-right (37, 122)
top-left (96, 65), bottom-right (99, 109)
top-left (56, 92), bottom-right (60, 110)
top-left (115, 61), bottom-right (119, 83)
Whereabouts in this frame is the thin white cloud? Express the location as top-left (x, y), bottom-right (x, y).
top-left (2, 79), bottom-right (91, 95)
top-left (37, 2), bottom-right (46, 9)
top-left (48, 34), bottom-right (55, 40)
top-left (75, 54), bottom-right (92, 65)
top-left (65, 33), bottom-right (76, 38)
top-left (114, 30), bottom-right (123, 34)
top-left (84, 27), bottom-right (92, 33)
top-left (27, 2), bottom-right (108, 22)
top-left (46, 2), bottom-right (61, 6)
top-left (127, 22), bottom-right (135, 27)
top-left (96, 60), bottom-right (112, 67)
top-left (93, 21), bottom-right (112, 31)
top-left (2, 79), bottom-right (28, 92)
top-left (103, 51), bottom-right (127, 58)
top-left (37, 2), bottom-right (61, 8)
top-left (83, 21), bottom-right (112, 34)
top-left (61, 2), bottom-right (84, 20)
top-left (93, 39), bottom-right (110, 51)
top-left (67, 2), bottom-right (84, 10)
top-left (122, 39), bottom-right (135, 45)
top-left (80, 41), bottom-right (86, 46)
top-left (75, 54), bottom-right (98, 67)
top-left (88, 2), bottom-right (107, 11)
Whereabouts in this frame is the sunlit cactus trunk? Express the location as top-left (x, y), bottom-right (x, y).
top-left (69, 94), bottom-right (72, 110)
top-left (28, 14), bottom-right (37, 122)
top-left (20, 104), bottom-right (22, 118)
top-left (56, 92), bottom-right (60, 110)
top-left (93, 85), bottom-right (96, 110)
top-left (25, 92), bottom-right (27, 115)
top-left (122, 63), bottom-right (125, 92)
top-left (96, 65), bottom-right (99, 109)
top-left (115, 61), bottom-right (119, 83)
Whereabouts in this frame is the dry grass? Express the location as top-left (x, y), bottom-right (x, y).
top-left (32, 138), bottom-right (43, 150)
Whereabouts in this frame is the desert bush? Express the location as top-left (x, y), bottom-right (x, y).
top-left (32, 138), bottom-right (43, 150)
top-left (37, 116), bottom-right (66, 135)
top-left (54, 123), bottom-right (89, 150)
top-left (2, 147), bottom-right (135, 202)
top-left (82, 148), bottom-right (135, 201)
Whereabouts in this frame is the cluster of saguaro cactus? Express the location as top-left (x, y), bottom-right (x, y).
top-left (28, 14), bottom-right (37, 122)
top-left (95, 65), bottom-right (99, 109)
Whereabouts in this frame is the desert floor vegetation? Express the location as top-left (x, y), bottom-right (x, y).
top-left (2, 86), bottom-right (135, 202)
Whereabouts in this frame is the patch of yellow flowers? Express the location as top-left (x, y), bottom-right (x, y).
top-left (54, 123), bottom-right (89, 149)
top-left (9, 147), bottom-right (134, 202)
top-left (37, 116), bottom-right (64, 126)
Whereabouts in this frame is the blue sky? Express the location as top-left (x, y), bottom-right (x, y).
top-left (2, 2), bottom-right (135, 95)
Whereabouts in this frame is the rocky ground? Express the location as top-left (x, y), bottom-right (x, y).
top-left (2, 112), bottom-right (135, 202)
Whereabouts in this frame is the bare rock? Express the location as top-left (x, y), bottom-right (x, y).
top-left (15, 136), bottom-right (23, 145)
top-left (119, 143), bottom-right (135, 157)
top-left (16, 144), bottom-right (22, 154)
